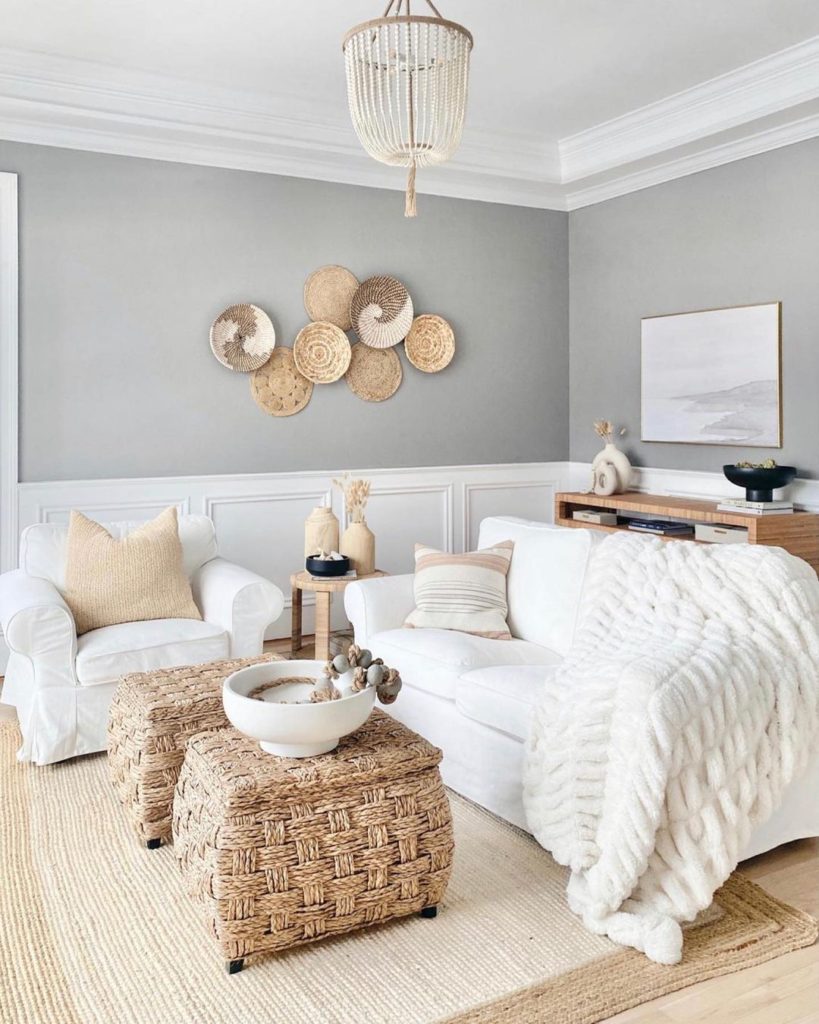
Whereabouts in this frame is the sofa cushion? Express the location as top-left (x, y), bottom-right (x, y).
top-left (19, 513), bottom-right (218, 593)
top-left (456, 665), bottom-right (558, 742)
top-left (405, 541), bottom-right (514, 638)
top-left (477, 516), bottom-right (597, 656)
top-left (369, 627), bottom-right (561, 701)
top-left (76, 618), bottom-right (229, 687)
top-left (65, 508), bottom-right (203, 635)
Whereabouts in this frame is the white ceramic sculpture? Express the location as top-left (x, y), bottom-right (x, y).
top-left (591, 421), bottom-right (632, 494)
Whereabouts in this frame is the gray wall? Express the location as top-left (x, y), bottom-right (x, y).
top-left (0, 141), bottom-right (569, 482)
top-left (570, 137), bottom-right (819, 477)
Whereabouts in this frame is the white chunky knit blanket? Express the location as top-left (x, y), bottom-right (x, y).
top-left (523, 531), bottom-right (819, 964)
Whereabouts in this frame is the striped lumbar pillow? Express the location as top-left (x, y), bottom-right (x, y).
top-left (404, 541), bottom-right (514, 639)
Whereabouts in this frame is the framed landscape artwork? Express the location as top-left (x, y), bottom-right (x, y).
top-left (641, 302), bottom-right (781, 447)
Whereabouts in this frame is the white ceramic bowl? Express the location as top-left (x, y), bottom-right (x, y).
top-left (222, 660), bottom-right (376, 758)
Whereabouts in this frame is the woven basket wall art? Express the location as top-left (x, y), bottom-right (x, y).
top-left (350, 275), bottom-right (414, 349)
top-left (250, 348), bottom-right (313, 417)
top-left (345, 343), bottom-right (403, 402)
top-left (303, 265), bottom-right (359, 331)
top-left (293, 322), bottom-right (352, 384)
top-left (210, 303), bottom-right (276, 372)
top-left (405, 314), bottom-right (455, 373)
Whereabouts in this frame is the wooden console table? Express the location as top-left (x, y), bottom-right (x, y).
top-left (555, 492), bottom-right (819, 573)
top-left (290, 569), bottom-right (388, 662)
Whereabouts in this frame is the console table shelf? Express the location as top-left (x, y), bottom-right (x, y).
top-left (555, 491), bottom-right (819, 573)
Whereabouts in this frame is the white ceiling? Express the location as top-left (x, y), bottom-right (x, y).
top-left (1, 1), bottom-right (819, 208)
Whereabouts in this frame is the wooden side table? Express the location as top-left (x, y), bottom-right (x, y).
top-left (290, 569), bottom-right (388, 662)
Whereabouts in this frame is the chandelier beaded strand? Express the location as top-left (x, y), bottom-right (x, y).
top-left (343, 0), bottom-right (473, 217)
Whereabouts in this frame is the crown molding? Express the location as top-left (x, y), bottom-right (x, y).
top-left (1, 39), bottom-right (819, 212)
top-left (560, 36), bottom-right (819, 182)
top-left (0, 47), bottom-right (566, 210)
top-left (564, 111), bottom-right (819, 210)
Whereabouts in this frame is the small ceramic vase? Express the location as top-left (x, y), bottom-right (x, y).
top-left (591, 442), bottom-right (632, 493)
top-left (304, 506), bottom-right (339, 558)
top-left (341, 520), bottom-right (375, 575)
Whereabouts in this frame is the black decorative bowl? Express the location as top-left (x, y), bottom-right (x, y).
top-left (306, 554), bottom-right (351, 578)
top-left (722, 465), bottom-right (796, 503)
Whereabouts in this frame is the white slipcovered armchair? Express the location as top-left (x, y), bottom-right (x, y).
top-left (0, 514), bottom-right (284, 765)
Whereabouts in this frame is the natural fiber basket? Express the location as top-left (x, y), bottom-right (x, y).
top-left (350, 275), bottom-right (414, 349)
top-left (293, 322), bottom-right (352, 384)
top-left (250, 348), bottom-right (313, 416)
top-left (345, 343), bottom-right (402, 402)
top-left (173, 711), bottom-right (454, 964)
top-left (210, 303), bottom-right (276, 372)
top-left (303, 265), bottom-right (359, 331)
top-left (405, 314), bottom-right (455, 373)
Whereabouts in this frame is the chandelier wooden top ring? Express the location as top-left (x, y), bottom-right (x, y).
top-left (343, 0), bottom-right (473, 217)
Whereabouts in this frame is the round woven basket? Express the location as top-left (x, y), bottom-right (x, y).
top-left (350, 275), bottom-right (414, 349)
top-left (250, 348), bottom-right (313, 417)
top-left (303, 265), bottom-right (359, 331)
top-left (345, 343), bottom-right (403, 402)
top-left (293, 322), bottom-right (352, 384)
top-left (210, 303), bottom-right (276, 372)
top-left (405, 314), bottom-right (455, 373)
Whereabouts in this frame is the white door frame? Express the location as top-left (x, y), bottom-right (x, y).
top-left (0, 172), bottom-right (19, 574)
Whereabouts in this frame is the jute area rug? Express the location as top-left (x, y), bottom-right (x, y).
top-left (1, 720), bottom-right (815, 1024)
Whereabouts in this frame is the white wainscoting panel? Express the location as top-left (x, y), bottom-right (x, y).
top-left (14, 463), bottom-right (572, 642)
top-left (6, 458), bottom-right (819, 669)
top-left (463, 478), bottom-right (561, 550)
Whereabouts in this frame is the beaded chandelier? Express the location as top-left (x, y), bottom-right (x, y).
top-left (343, 0), bottom-right (473, 217)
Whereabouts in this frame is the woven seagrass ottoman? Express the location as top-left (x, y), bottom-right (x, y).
top-left (172, 709), bottom-right (454, 973)
top-left (108, 654), bottom-right (281, 848)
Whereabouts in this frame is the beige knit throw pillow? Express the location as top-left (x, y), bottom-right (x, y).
top-left (64, 507), bottom-right (202, 635)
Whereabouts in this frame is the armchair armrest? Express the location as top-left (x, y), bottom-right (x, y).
top-left (344, 573), bottom-right (415, 645)
top-left (0, 570), bottom-right (78, 689)
top-left (191, 557), bottom-right (285, 657)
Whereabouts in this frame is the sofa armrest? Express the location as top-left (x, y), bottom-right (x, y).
top-left (344, 573), bottom-right (415, 645)
top-left (191, 557), bottom-right (285, 658)
top-left (0, 570), bottom-right (78, 688)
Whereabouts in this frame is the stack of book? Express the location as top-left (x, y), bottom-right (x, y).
top-left (625, 518), bottom-right (694, 536)
top-left (716, 498), bottom-right (794, 516)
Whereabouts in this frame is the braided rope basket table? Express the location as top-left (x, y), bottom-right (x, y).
top-left (108, 654), bottom-right (282, 848)
top-left (172, 710), bottom-right (454, 973)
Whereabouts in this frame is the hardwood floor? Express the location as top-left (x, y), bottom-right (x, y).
top-left (1, 646), bottom-right (817, 1022)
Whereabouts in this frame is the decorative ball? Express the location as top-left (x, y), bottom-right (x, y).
top-left (332, 654), bottom-right (350, 674)
top-left (358, 648), bottom-right (373, 669)
top-left (366, 664), bottom-right (385, 687)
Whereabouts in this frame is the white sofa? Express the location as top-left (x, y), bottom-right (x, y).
top-left (0, 515), bottom-right (284, 765)
top-left (345, 515), bottom-right (819, 860)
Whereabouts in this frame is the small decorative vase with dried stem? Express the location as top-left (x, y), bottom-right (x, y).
top-left (591, 420), bottom-right (632, 494)
top-left (334, 474), bottom-right (375, 574)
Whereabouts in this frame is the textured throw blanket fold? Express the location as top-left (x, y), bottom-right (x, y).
top-left (523, 531), bottom-right (819, 964)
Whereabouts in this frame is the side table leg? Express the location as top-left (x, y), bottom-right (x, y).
top-left (420, 905), bottom-right (438, 919)
top-left (314, 591), bottom-right (331, 663)
top-left (291, 587), bottom-right (303, 658)
top-left (227, 958), bottom-right (244, 975)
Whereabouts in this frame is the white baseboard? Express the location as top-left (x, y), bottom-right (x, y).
top-left (2, 458), bottom-right (816, 670)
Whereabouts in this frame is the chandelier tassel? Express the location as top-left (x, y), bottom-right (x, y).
top-left (405, 162), bottom-right (417, 218)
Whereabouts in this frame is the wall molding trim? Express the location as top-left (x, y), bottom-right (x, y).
top-left (560, 36), bottom-right (819, 181)
top-left (0, 171), bottom-right (17, 576)
top-left (2, 39), bottom-right (818, 210)
top-left (3, 459), bottom-right (819, 669)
